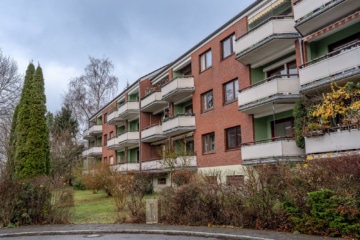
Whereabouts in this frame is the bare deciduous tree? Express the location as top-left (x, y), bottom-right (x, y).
top-left (63, 56), bottom-right (118, 131)
top-left (0, 50), bottom-right (22, 172)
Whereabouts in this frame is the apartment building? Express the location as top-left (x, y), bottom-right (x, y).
top-left (82, 0), bottom-right (360, 188)
top-left (293, 0), bottom-right (360, 158)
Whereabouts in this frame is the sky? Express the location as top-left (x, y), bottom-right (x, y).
top-left (0, 0), bottom-right (254, 113)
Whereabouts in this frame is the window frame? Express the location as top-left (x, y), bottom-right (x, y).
top-left (103, 134), bottom-right (108, 146)
top-left (200, 49), bottom-right (212, 72)
top-left (271, 117), bottom-right (294, 138)
top-left (221, 34), bottom-right (235, 59)
top-left (202, 132), bottom-right (215, 154)
top-left (201, 90), bottom-right (214, 113)
top-left (223, 79), bottom-right (239, 104)
top-left (225, 126), bottom-right (242, 150)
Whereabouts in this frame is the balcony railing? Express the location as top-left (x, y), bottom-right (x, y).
top-left (162, 114), bottom-right (196, 137)
top-left (238, 74), bottom-right (300, 116)
top-left (107, 131), bottom-right (140, 150)
top-left (305, 129), bottom-right (360, 155)
top-left (116, 101), bottom-right (139, 120)
top-left (141, 91), bottom-right (168, 113)
top-left (235, 16), bottom-right (298, 66)
top-left (161, 76), bottom-right (194, 104)
top-left (241, 136), bottom-right (305, 165)
top-left (83, 125), bottom-right (102, 139)
top-left (141, 124), bottom-right (166, 143)
top-left (299, 42), bottom-right (360, 89)
top-left (82, 147), bottom-right (102, 157)
top-left (141, 156), bottom-right (197, 172)
top-left (110, 163), bottom-right (140, 172)
top-left (294, 0), bottom-right (358, 36)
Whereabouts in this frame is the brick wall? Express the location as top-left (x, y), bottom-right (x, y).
top-left (192, 17), bottom-right (254, 168)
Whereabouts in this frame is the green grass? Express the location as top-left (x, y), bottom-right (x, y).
top-left (73, 190), bottom-right (128, 224)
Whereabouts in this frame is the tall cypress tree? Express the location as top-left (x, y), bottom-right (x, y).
top-left (14, 63), bottom-right (35, 179)
top-left (14, 63), bottom-right (50, 179)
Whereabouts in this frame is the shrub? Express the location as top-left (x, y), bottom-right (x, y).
top-left (0, 174), bottom-right (74, 227)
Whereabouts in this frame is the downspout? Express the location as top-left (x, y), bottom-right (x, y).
top-left (299, 37), bottom-right (304, 65)
top-left (138, 78), bottom-right (142, 173)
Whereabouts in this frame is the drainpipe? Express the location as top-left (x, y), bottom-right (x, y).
top-left (299, 37), bottom-right (304, 65)
top-left (138, 78), bottom-right (142, 173)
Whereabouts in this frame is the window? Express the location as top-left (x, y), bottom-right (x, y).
top-left (158, 177), bottom-right (167, 185)
top-left (104, 113), bottom-right (107, 123)
top-left (200, 49), bottom-right (212, 71)
top-left (271, 117), bottom-right (294, 138)
top-left (103, 134), bottom-right (107, 146)
top-left (110, 131), bottom-right (114, 139)
top-left (109, 156), bottom-right (114, 165)
top-left (224, 79), bottom-right (239, 104)
top-left (222, 34), bottom-right (235, 59)
top-left (329, 33), bottom-right (360, 53)
top-left (267, 60), bottom-right (298, 78)
top-left (201, 90), bottom-right (213, 112)
top-left (226, 175), bottom-right (244, 186)
top-left (226, 126), bottom-right (241, 150)
top-left (203, 132), bottom-right (215, 153)
top-left (104, 157), bottom-right (107, 163)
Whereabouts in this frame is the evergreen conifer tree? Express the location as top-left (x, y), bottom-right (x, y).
top-left (14, 63), bottom-right (50, 179)
top-left (14, 63), bottom-right (35, 179)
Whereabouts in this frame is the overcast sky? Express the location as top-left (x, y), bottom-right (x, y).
top-left (0, 0), bottom-right (254, 113)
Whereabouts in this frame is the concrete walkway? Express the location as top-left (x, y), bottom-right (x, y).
top-left (0, 224), bottom-right (345, 240)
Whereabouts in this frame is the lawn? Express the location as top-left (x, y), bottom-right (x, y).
top-left (73, 190), bottom-right (128, 224)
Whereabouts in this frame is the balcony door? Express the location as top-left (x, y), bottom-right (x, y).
top-left (271, 117), bottom-right (294, 138)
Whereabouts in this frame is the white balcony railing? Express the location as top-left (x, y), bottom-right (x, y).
top-left (161, 77), bottom-right (194, 103)
top-left (82, 147), bottom-right (102, 157)
top-left (141, 125), bottom-right (165, 142)
top-left (162, 115), bottom-right (196, 136)
top-left (238, 75), bottom-right (300, 107)
top-left (117, 101), bottom-right (139, 120)
top-left (235, 17), bottom-right (297, 55)
top-left (111, 163), bottom-right (140, 172)
top-left (299, 45), bottom-right (360, 87)
top-left (141, 91), bottom-right (168, 113)
top-left (241, 138), bottom-right (305, 164)
top-left (305, 129), bottom-right (360, 154)
top-left (83, 125), bottom-right (102, 139)
top-left (141, 156), bottom-right (197, 172)
top-left (293, 0), bottom-right (332, 22)
top-left (108, 131), bottom-right (140, 149)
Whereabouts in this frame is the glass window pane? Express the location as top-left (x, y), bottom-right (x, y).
top-left (234, 79), bottom-right (239, 99)
top-left (227, 128), bottom-right (236, 148)
top-left (208, 91), bottom-right (213, 108)
top-left (200, 54), bottom-right (205, 71)
top-left (205, 51), bottom-right (212, 68)
top-left (225, 82), bottom-right (234, 102)
top-left (222, 38), bottom-right (231, 58)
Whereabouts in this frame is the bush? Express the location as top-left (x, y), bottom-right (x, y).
top-left (157, 157), bottom-right (360, 238)
top-left (0, 176), bottom-right (74, 227)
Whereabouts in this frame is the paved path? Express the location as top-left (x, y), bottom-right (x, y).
top-left (0, 224), bottom-right (344, 240)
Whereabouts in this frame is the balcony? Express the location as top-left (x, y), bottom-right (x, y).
top-left (299, 43), bottom-right (360, 92)
top-left (141, 124), bottom-right (166, 143)
top-left (141, 91), bottom-right (168, 114)
top-left (83, 125), bottom-right (102, 139)
top-left (238, 75), bottom-right (301, 118)
top-left (235, 16), bottom-right (299, 67)
top-left (305, 129), bottom-right (360, 155)
top-left (107, 131), bottom-right (139, 150)
top-left (141, 156), bottom-right (197, 172)
top-left (114, 102), bottom-right (139, 121)
top-left (241, 137), bottom-right (305, 165)
top-left (161, 77), bottom-right (194, 104)
top-left (82, 147), bottom-right (102, 157)
top-left (110, 163), bottom-right (140, 172)
top-left (162, 114), bottom-right (196, 137)
top-left (107, 110), bottom-right (124, 125)
top-left (294, 0), bottom-right (360, 36)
